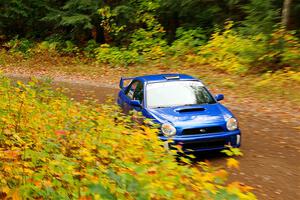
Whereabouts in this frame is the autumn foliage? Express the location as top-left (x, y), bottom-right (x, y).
top-left (0, 75), bottom-right (256, 199)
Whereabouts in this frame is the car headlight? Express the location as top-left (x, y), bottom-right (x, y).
top-left (161, 123), bottom-right (176, 137)
top-left (226, 118), bottom-right (238, 131)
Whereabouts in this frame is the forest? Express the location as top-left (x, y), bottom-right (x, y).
top-left (1, 0), bottom-right (299, 101)
top-left (1, 0), bottom-right (300, 77)
top-left (1, 0), bottom-right (300, 43)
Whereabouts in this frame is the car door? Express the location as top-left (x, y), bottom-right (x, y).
top-left (118, 81), bottom-right (156, 124)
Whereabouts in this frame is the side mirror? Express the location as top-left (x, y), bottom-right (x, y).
top-left (130, 100), bottom-right (142, 107)
top-left (215, 94), bottom-right (224, 101)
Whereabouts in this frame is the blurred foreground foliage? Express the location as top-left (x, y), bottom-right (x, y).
top-left (0, 75), bottom-right (256, 199)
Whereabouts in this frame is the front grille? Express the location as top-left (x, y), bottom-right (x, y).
top-left (182, 139), bottom-right (227, 150)
top-left (182, 126), bottom-right (224, 135)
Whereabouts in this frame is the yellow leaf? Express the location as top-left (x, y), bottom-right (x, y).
top-left (11, 189), bottom-right (21, 200)
top-left (0, 186), bottom-right (10, 194)
top-left (241, 185), bottom-right (254, 193)
top-left (226, 158), bottom-right (239, 169)
top-left (228, 181), bottom-right (254, 193)
top-left (214, 169), bottom-right (228, 180)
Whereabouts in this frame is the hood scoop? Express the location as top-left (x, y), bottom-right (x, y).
top-left (176, 107), bottom-right (206, 113)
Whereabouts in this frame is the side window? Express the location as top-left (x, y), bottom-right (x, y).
top-left (133, 82), bottom-right (144, 103)
top-left (125, 81), bottom-right (144, 102)
top-left (126, 81), bottom-right (138, 99)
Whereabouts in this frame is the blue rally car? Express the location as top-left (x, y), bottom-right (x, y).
top-left (117, 74), bottom-right (241, 152)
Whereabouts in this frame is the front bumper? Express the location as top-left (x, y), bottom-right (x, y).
top-left (159, 130), bottom-right (241, 153)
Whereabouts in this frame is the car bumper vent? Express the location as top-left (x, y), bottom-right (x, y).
top-left (182, 139), bottom-right (227, 150)
top-left (182, 126), bottom-right (224, 135)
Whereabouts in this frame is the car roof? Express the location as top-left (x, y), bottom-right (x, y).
top-left (136, 74), bottom-right (198, 83)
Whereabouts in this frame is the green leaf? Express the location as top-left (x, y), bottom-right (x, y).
top-left (89, 184), bottom-right (117, 200)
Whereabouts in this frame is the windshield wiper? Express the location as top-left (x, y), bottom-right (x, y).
top-left (182, 102), bottom-right (217, 106)
top-left (152, 106), bottom-right (169, 109)
top-left (181, 104), bottom-right (198, 106)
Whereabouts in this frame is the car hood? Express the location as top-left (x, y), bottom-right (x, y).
top-left (148, 104), bottom-right (232, 128)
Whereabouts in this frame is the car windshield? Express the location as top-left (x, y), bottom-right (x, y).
top-left (146, 81), bottom-right (216, 108)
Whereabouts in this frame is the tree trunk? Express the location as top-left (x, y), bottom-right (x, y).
top-left (282, 0), bottom-right (292, 28)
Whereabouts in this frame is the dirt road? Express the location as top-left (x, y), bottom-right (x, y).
top-left (218, 109), bottom-right (300, 199)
